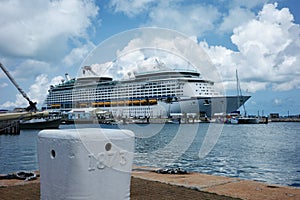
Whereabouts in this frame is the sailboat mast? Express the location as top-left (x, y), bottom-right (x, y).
top-left (236, 69), bottom-right (239, 108)
top-left (236, 69), bottom-right (246, 116)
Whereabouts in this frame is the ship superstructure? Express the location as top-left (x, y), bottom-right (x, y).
top-left (44, 69), bottom-right (250, 118)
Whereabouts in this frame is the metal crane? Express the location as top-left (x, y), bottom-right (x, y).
top-left (0, 63), bottom-right (37, 111)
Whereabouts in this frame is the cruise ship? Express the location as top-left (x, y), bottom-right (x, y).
top-left (43, 68), bottom-right (250, 118)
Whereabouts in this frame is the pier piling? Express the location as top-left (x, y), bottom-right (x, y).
top-left (0, 120), bottom-right (20, 135)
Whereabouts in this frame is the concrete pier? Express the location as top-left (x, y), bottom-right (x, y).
top-left (132, 166), bottom-right (300, 200)
top-left (0, 167), bottom-right (299, 200)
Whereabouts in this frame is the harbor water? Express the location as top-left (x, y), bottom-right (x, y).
top-left (0, 122), bottom-right (299, 188)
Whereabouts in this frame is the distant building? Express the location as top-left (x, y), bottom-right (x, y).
top-left (289, 114), bottom-right (300, 118)
top-left (269, 113), bottom-right (279, 118)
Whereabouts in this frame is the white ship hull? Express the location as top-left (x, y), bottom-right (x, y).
top-left (162, 96), bottom-right (251, 117)
top-left (99, 96), bottom-right (250, 118)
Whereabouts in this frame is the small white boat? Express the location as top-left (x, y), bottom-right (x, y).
top-left (20, 118), bottom-right (61, 129)
top-left (230, 118), bottom-right (239, 124)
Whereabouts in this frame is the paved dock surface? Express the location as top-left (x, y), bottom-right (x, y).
top-left (0, 175), bottom-right (238, 200)
top-left (132, 166), bottom-right (300, 200)
top-left (0, 168), bottom-right (299, 200)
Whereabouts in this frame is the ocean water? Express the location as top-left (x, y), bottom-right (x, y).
top-left (0, 122), bottom-right (299, 187)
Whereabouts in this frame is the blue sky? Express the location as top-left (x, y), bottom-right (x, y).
top-left (0, 0), bottom-right (299, 116)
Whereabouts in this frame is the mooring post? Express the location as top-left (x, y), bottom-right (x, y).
top-left (38, 128), bottom-right (134, 200)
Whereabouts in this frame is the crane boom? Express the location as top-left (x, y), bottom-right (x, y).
top-left (0, 63), bottom-right (37, 111)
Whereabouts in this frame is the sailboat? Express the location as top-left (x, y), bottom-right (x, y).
top-left (232, 70), bottom-right (259, 124)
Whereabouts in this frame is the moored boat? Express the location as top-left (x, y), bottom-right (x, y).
top-left (20, 118), bottom-right (61, 129)
top-left (224, 112), bottom-right (260, 124)
top-left (237, 117), bottom-right (259, 124)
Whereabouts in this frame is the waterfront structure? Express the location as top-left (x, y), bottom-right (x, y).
top-left (43, 69), bottom-right (250, 118)
top-left (0, 111), bottom-right (50, 134)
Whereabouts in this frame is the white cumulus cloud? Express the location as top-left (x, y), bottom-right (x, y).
top-left (63, 42), bottom-right (96, 67)
top-left (220, 7), bottom-right (255, 32)
top-left (146, 4), bottom-right (220, 36)
top-left (202, 3), bottom-right (300, 92)
top-left (231, 0), bottom-right (268, 9)
top-left (0, 74), bottom-right (64, 109)
top-left (11, 59), bottom-right (52, 81)
top-left (109, 0), bottom-right (220, 36)
top-left (0, 0), bottom-right (99, 60)
top-left (109, 0), bottom-right (155, 17)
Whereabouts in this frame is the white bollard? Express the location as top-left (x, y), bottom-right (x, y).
top-left (38, 128), bottom-right (135, 200)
